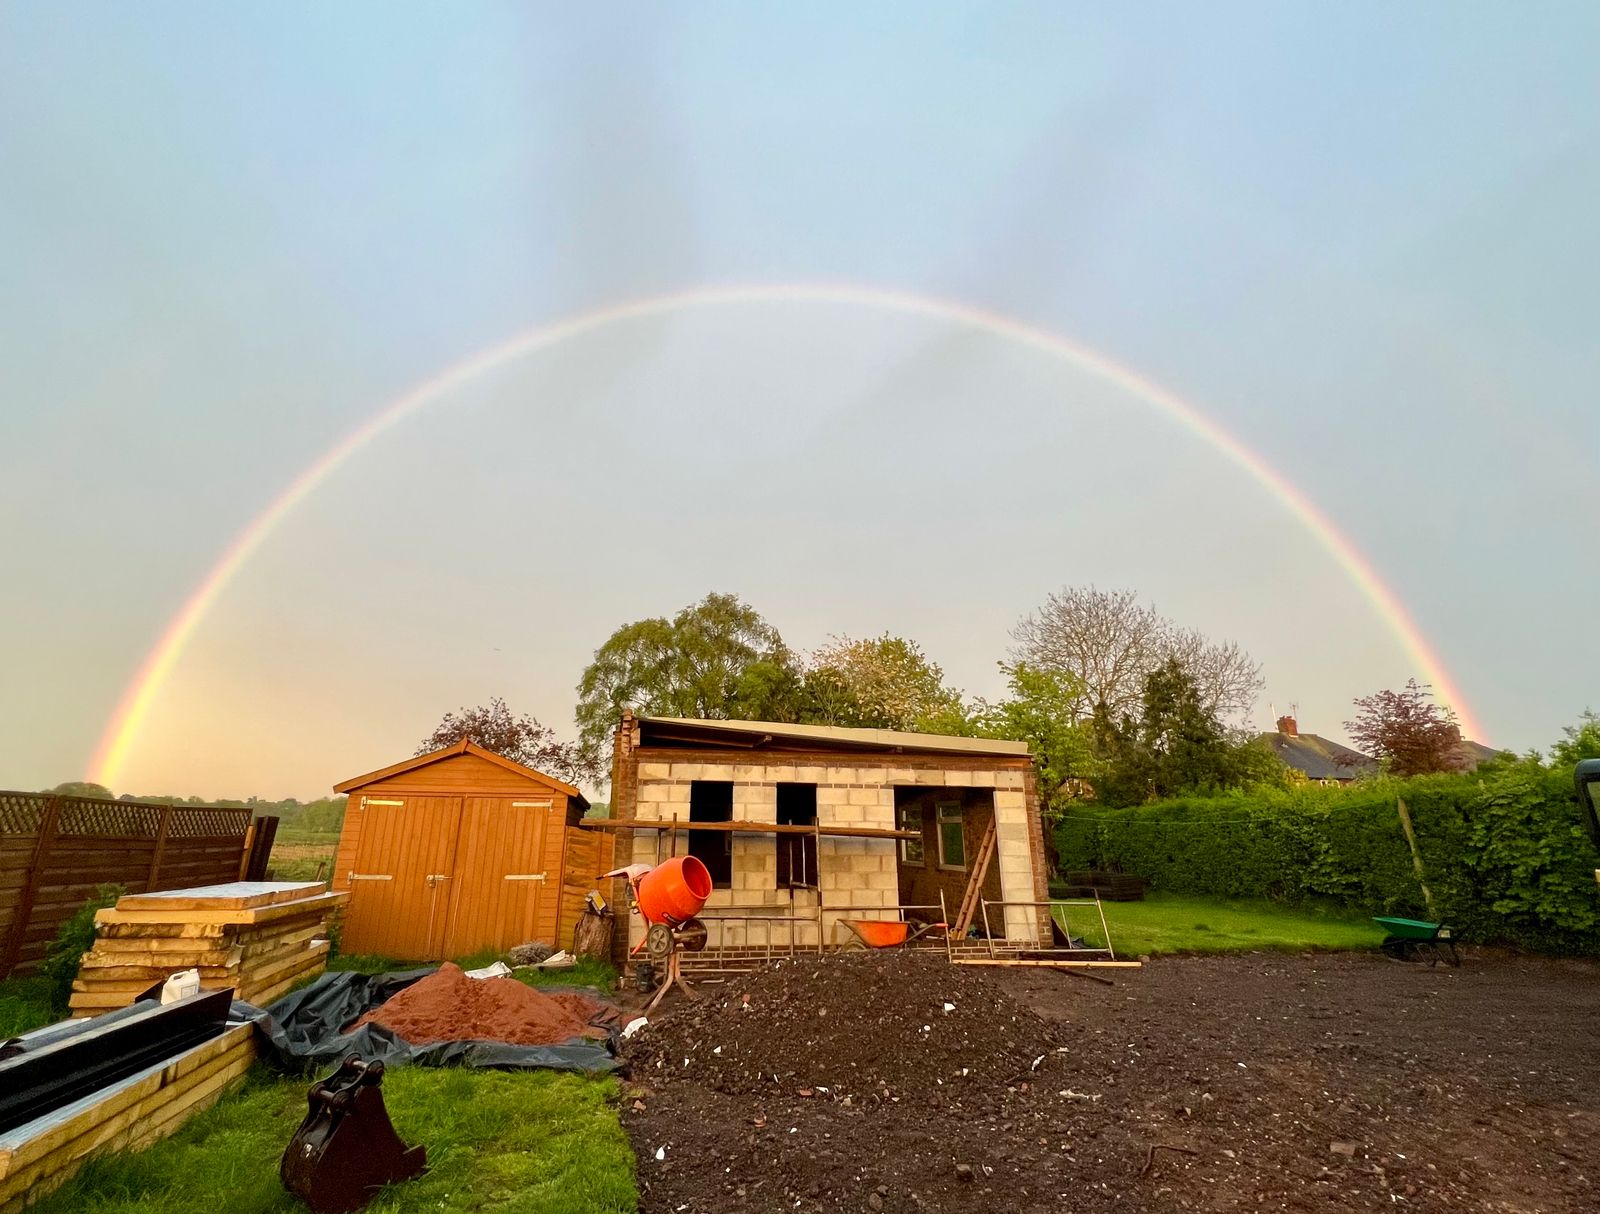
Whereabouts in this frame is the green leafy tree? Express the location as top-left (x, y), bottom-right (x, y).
top-left (421, 697), bottom-right (597, 786)
top-left (1344, 680), bottom-right (1462, 777)
top-left (575, 593), bottom-right (794, 767)
top-left (1551, 710), bottom-right (1600, 768)
top-left (1092, 659), bottom-right (1289, 807)
top-left (45, 782), bottom-right (114, 799)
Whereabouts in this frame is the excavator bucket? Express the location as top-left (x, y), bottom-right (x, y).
top-left (280, 1055), bottom-right (427, 1214)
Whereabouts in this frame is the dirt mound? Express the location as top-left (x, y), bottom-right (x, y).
top-left (354, 962), bottom-right (610, 1046)
top-left (628, 952), bottom-right (1061, 1105)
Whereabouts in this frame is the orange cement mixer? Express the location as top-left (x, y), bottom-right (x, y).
top-left (634, 855), bottom-right (712, 925)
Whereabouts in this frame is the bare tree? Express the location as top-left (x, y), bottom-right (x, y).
top-left (1009, 586), bottom-right (1263, 723)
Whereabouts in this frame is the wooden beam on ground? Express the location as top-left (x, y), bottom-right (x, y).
top-left (580, 818), bottom-right (920, 841)
top-left (951, 959), bottom-right (1143, 968)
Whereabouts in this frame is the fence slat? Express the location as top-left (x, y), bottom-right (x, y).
top-left (2, 795), bottom-right (61, 975)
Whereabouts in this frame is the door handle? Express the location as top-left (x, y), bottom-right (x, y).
top-left (425, 874), bottom-right (451, 886)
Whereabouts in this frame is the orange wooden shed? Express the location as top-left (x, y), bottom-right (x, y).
top-left (330, 740), bottom-right (603, 960)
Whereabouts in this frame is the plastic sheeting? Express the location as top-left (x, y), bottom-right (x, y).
top-left (233, 967), bottom-right (621, 1075)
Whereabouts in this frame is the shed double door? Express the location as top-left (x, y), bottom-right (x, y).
top-left (342, 794), bottom-right (553, 960)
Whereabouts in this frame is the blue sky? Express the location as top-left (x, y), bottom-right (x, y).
top-left (1, 4), bottom-right (1596, 797)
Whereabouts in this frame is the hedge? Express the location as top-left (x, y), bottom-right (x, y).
top-left (1055, 763), bottom-right (1600, 954)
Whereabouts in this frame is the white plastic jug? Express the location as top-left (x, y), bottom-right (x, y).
top-left (160, 968), bottom-right (201, 1005)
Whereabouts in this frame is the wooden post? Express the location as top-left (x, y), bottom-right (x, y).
top-left (234, 816), bottom-right (255, 881)
top-left (149, 805), bottom-right (174, 891)
top-left (1395, 797), bottom-right (1435, 915)
top-left (2, 795), bottom-right (62, 977)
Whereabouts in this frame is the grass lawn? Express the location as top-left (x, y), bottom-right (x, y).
top-left (29, 1066), bottom-right (636, 1214)
top-left (1056, 892), bottom-right (1388, 957)
top-left (0, 974), bottom-right (55, 1038)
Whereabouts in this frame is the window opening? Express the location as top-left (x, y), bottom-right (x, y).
top-left (689, 781), bottom-right (733, 888)
top-left (898, 804), bottom-right (926, 864)
top-left (776, 783), bottom-right (817, 887)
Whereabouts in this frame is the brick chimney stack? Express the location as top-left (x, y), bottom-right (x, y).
top-left (1276, 715), bottom-right (1298, 737)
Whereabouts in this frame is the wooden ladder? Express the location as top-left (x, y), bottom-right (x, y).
top-left (953, 816), bottom-right (998, 936)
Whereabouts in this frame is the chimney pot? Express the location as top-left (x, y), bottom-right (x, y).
top-left (1276, 715), bottom-right (1298, 737)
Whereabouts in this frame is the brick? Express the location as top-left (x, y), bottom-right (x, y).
top-left (822, 767), bottom-right (858, 786)
top-left (847, 788), bottom-right (886, 806)
top-left (830, 804), bottom-right (865, 824)
top-left (637, 783), bottom-right (670, 803)
top-left (995, 770), bottom-right (1025, 790)
top-left (993, 790), bottom-right (1027, 811)
top-left (638, 761), bottom-right (671, 780)
top-left (668, 763), bottom-right (702, 781)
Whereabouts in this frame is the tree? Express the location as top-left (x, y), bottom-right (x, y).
top-left (420, 697), bottom-right (598, 786)
top-left (1550, 710), bottom-right (1600, 768)
top-left (1344, 680), bottom-right (1462, 777)
top-left (1009, 586), bottom-right (1263, 722)
top-left (1091, 659), bottom-right (1288, 806)
top-left (803, 634), bottom-right (963, 730)
top-left (45, 782), bottom-right (114, 800)
top-left (575, 593), bottom-right (794, 768)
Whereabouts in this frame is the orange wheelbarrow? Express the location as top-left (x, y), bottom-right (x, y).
top-left (835, 919), bottom-right (947, 950)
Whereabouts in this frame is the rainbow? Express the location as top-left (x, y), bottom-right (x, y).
top-left (88, 283), bottom-right (1481, 786)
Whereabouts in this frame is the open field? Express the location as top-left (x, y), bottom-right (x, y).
top-left (1063, 892), bottom-right (1390, 957)
top-left (264, 828), bottom-right (340, 883)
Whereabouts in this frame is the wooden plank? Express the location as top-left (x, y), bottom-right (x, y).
top-left (582, 818), bottom-right (920, 840)
top-left (113, 881), bottom-right (324, 912)
top-left (0, 1037), bottom-right (254, 1206)
top-left (0, 1024), bottom-right (254, 1172)
top-left (951, 959), bottom-right (1143, 968)
top-left (95, 890), bottom-right (346, 927)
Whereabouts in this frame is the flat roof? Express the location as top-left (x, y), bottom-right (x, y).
top-left (637, 716), bottom-right (1031, 759)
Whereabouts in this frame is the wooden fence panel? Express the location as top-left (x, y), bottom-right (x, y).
top-left (557, 827), bottom-right (616, 949)
top-left (0, 792), bottom-right (253, 978)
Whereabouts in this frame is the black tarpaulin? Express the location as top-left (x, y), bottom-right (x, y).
top-left (233, 967), bottom-right (621, 1075)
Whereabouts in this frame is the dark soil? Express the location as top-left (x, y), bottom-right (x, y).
top-left (621, 950), bottom-right (1600, 1213)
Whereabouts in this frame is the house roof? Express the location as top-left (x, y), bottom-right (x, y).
top-left (333, 739), bottom-right (586, 804)
top-left (637, 715), bottom-right (1032, 759)
top-left (1258, 731), bottom-right (1376, 780)
top-left (1448, 739), bottom-right (1507, 771)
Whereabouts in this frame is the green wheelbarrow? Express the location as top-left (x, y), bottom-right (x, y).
top-left (1374, 917), bottom-right (1459, 967)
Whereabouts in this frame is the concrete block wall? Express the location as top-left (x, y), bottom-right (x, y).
top-left (625, 755), bottom-right (1043, 950)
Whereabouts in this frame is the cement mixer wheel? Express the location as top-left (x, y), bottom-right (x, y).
top-left (646, 922), bottom-right (674, 960)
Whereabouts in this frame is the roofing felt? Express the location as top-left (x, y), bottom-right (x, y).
top-left (637, 716), bottom-right (1032, 759)
top-left (1259, 731), bottom-right (1377, 781)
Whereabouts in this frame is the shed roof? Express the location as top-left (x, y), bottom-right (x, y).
top-left (333, 739), bottom-right (587, 805)
top-left (636, 715), bottom-right (1031, 759)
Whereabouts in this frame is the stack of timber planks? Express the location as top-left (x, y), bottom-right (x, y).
top-left (69, 882), bottom-right (347, 1018)
top-left (0, 1021), bottom-right (256, 1213)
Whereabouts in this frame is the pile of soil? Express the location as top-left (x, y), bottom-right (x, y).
top-left (621, 951), bottom-right (1600, 1214)
top-left (353, 962), bottom-right (611, 1046)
